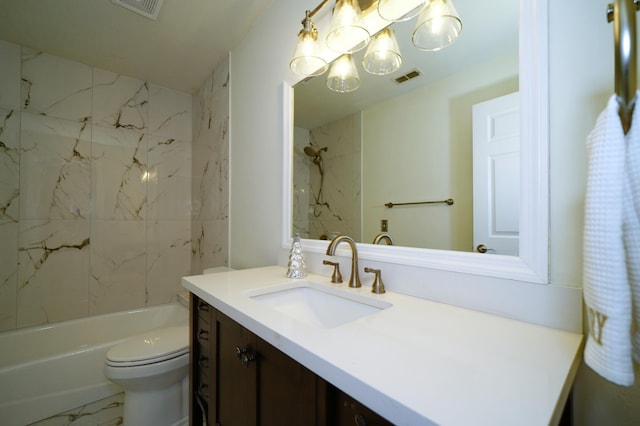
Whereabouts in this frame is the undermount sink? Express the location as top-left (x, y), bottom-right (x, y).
top-left (245, 281), bottom-right (392, 328)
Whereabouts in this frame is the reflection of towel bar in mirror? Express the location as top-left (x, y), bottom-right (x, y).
top-left (384, 198), bottom-right (454, 208)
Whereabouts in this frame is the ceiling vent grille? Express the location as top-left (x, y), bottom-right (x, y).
top-left (112, 0), bottom-right (165, 20)
top-left (393, 69), bottom-right (422, 84)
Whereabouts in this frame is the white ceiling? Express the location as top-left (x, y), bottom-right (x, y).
top-left (0, 0), bottom-right (274, 94)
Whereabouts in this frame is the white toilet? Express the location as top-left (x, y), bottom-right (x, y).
top-left (104, 325), bottom-right (189, 426)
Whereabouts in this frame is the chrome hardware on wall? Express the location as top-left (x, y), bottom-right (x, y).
top-left (323, 260), bottom-right (343, 283)
top-left (364, 267), bottom-right (385, 294)
top-left (234, 346), bottom-right (256, 368)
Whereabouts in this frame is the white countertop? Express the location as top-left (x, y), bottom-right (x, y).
top-left (182, 266), bottom-right (583, 426)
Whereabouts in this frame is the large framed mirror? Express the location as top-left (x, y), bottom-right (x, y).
top-left (282, 0), bottom-right (548, 284)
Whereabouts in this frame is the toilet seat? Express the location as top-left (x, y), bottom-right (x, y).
top-left (106, 326), bottom-right (189, 367)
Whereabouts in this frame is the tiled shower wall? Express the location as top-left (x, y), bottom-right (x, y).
top-left (293, 113), bottom-right (361, 241)
top-left (191, 54), bottom-right (229, 275)
top-left (0, 39), bottom-right (229, 332)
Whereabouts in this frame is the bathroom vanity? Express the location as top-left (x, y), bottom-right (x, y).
top-left (190, 295), bottom-right (391, 425)
top-left (183, 266), bottom-right (583, 425)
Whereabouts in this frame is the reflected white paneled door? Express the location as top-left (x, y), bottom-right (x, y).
top-left (472, 92), bottom-right (520, 256)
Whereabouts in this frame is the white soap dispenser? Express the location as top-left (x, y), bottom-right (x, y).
top-left (286, 234), bottom-right (307, 279)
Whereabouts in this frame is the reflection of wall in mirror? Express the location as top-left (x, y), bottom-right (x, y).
top-left (362, 54), bottom-right (518, 250)
top-left (293, 113), bottom-right (361, 240)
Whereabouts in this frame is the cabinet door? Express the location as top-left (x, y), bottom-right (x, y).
top-left (215, 311), bottom-right (258, 426)
top-left (256, 337), bottom-right (320, 425)
top-left (189, 299), bottom-right (385, 426)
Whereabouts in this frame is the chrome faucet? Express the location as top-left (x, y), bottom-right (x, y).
top-left (372, 232), bottom-right (394, 245)
top-left (325, 235), bottom-right (361, 288)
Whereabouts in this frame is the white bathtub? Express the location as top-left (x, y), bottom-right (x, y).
top-left (0, 302), bottom-right (189, 426)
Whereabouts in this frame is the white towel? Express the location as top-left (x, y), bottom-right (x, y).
top-left (583, 94), bottom-right (634, 386)
top-left (625, 97), bottom-right (640, 363)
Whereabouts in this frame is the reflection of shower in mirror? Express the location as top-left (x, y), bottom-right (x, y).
top-left (303, 146), bottom-right (327, 166)
top-left (304, 145), bottom-right (328, 217)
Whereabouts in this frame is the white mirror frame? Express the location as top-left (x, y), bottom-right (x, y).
top-left (282, 0), bottom-right (549, 284)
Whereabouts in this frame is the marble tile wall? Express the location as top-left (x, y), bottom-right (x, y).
top-left (293, 113), bottom-right (361, 241)
top-left (292, 126), bottom-right (312, 238)
top-left (0, 39), bottom-right (231, 331)
top-left (191, 57), bottom-right (229, 274)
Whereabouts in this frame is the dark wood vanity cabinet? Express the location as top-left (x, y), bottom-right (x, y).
top-left (189, 294), bottom-right (392, 426)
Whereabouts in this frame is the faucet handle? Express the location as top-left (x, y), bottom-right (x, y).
top-left (364, 267), bottom-right (385, 294)
top-left (323, 260), bottom-right (343, 283)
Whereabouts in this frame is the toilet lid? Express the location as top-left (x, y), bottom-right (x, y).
top-left (106, 326), bottom-right (189, 366)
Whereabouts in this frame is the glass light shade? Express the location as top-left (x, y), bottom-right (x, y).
top-left (412, 0), bottom-right (462, 51)
top-left (326, 0), bottom-right (370, 54)
top-left (326, 54), bottom-right (360, 93)
top-left (290, 29), bottom-right (328, 77)
top-left (378, 0), bottom-right (428, 22)
top-left (362, 28), bottom-right (402, 75)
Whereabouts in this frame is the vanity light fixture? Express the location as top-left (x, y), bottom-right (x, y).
top-left (327, 54), bottom-right (361, 92)
top-left (326, 0), bottom-right (371, 53)
top-left (412, 0), bottom-right (463, 51)
top-left (362, 28), bottom-right (402, 75)
top-left (377, 0), bottom-right (428, 22)
top-left (289, 0), bottom-right (462, 89)
top-left (290, 10), bottom-right (329, 77)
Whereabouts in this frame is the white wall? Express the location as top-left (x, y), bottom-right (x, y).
top-left (230, 0), bottom-right (299, 269)
top-left (230, 0), bottom-right (639, 422)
